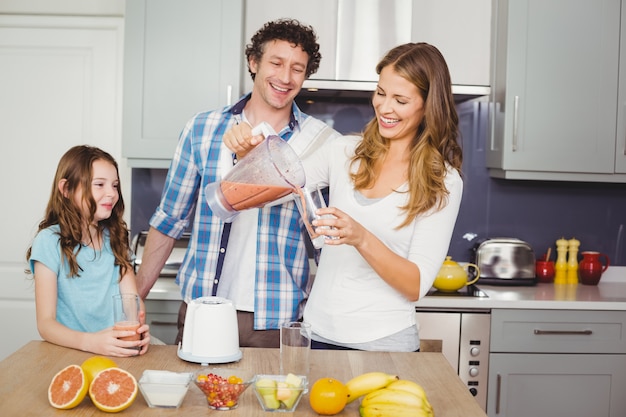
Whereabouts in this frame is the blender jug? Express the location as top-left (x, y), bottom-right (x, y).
top-left (206, 131), bottom-right (305, 221)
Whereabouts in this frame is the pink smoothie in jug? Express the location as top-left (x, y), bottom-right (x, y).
top-left (221, 181), bottom-right (293, 210)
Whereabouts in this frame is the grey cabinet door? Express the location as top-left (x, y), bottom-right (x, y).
top-left (488, 353), bottom-right (626, 417)
top-left (123, 0), bottom-right (243, 165)
top-left (488, 0), bottom-right (622, 179)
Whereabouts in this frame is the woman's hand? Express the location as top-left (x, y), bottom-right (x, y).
top-left (313, 207), bottom-right (366, 247)
top-left (223, 123), bottom-right (264, 158)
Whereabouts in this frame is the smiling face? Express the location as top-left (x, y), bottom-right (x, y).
top-left (72, 159), bottom-right (120, 224)
top-left (372, 65), bottom-right (425, 144)
top-left (249, 39), bottom-right (309, 110)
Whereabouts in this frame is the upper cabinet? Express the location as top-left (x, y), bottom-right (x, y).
top-left (488, 0), bottom-right (626, 182)
top-left (243, 0), bottom-right (491, 96)
top-left (122, 0), bottom-right (243, 167)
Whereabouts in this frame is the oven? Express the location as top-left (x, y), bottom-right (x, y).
top-left (416, 285), bottom-right (491, 411)
top-left (132, 231), bottom-right (187, 344)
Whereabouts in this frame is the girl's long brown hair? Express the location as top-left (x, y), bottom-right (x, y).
top-left (350, 43), bottom-right (462, 228)
top-left (26, 145), bottom-right (132, 278)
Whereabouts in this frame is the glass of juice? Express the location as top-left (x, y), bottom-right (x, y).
top-left (293, 185), bottom-right (336, 249)
top-left (113, 293), bottom-right (141, 347)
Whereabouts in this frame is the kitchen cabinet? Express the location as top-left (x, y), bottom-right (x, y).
top-left (122, 0), bottom-right (243, 167)
top-left (487, 309), bottom-right (626, 417)
top-left (488, 0), bottom-right (626, 182)
top-left (244, 0), bottom-right (491, 95)
top-left (0, 11), bottom-right (124, 361)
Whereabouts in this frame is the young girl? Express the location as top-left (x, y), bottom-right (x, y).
top-left (26, 145), bottom-right (150, 356)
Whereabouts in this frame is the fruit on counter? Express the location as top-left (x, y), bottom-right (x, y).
top-left (88, 367), bottom-right (138, 413)
top-left (196, 371), bottom-right (250, 409)
top-left (361, 387), bottom-right (426, 408)
top-left (309, 377), bottom-right (348, 415)
top-left (48, 364), bottom-right (89, 409)
top-left (81, 356), bottom-right (118, 384)
top-left (358, 379), bottom-right (434, 417)
top-left (345, 371), bottom-right (399, 403)
top-left (385, 379), bottom-right (428, 401)
top-left (255, 373), bottom-right (304, 410)
top-left (255, 377), bottom-right (280, 409)
top-left (360, 403), bottom-right (432, 417)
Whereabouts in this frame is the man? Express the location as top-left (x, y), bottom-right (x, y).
top-left (137, 19), bottom-right (339, 348)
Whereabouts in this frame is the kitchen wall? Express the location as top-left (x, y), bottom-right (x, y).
top-left (131, 98), bottom-right (626, 266)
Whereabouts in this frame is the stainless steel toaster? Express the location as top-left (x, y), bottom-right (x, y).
top-left (472, 238), bottom-right (537, 285)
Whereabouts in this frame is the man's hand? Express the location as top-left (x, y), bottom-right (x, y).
top-left (223, 123), bottom-right (265, 158)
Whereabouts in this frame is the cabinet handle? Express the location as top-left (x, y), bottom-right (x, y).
top-left (495, 374), bottom-right (501, 414)
top-left (151, 321), bottom-right (177, 326)
top-left (534, 329), bottom-right (593, 335)
top-left (512, 95), bottom-right (519, 152)
top-left (226, 85), bottom-right (232, 106)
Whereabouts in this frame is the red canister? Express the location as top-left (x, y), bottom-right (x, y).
top-left (578, 251), bottom-right (610, 285)
top-left (535, 260), bottom-right (555, 283)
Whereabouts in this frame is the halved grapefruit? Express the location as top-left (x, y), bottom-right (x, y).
top-left (48, 364), bottom-right (88, 409)
top-left (81, 356), bottom-right (117, 384)
top-left (88, 367), bottom-right (138, 413)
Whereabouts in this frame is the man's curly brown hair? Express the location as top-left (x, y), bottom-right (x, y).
top-left (245, 18), bottom-right (321, 80)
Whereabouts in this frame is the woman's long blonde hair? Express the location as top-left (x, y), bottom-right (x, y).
top-left (26, 145), bottom-right (132, 278)
top-left (350, 42), bottom-right (462, 228)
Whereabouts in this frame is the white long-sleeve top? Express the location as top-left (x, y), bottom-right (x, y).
top-left (302, 135), bottom-right (463, 344)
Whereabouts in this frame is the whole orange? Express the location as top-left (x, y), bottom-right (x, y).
top-left (309, 377), bottom-right (348, 415)
top-left (80, 356), bottom-right (117, 384)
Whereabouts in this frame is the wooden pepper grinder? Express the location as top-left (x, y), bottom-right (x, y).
top-left (567, 238), bottom-right (580, 284)
top-left (554, 237), bottom-right (568, 284)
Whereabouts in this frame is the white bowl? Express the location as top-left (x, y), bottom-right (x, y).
top-left (138, 370), bottom-right (192, 408)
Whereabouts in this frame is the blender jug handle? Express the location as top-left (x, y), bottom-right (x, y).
top-left (251, 122), bottom-right (277, 138)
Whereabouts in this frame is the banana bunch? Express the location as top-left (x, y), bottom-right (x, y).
top-left (358, 379), bottom-right (434, 417)
top-left (345, 372), bottom-right (399, 404)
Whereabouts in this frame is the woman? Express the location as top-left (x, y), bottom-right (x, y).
top-left (26, 145), bottom-right (150, 356)
top-left (302, 42), bottom-right (463, 351)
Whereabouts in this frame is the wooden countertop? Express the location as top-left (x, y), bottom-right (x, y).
top-left (1, 341), bottom-right (486, 417)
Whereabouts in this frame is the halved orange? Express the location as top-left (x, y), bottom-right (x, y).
top-left (81, 356), bottom-right (117, 384)
top-left (48, 364), bottom-right (88, 409)
top-left (88, 367), bottom-right (138, 413)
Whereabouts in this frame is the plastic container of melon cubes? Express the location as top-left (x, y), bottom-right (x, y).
top-left (253, 374), bottom-right (308, 412)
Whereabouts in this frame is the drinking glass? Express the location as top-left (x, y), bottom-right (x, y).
top-left (293, 185), bottom-right (336, 249)
top-left (113, 293), bottom-right (141, 343)
top-left (280, 321), bottom-right (311, 376)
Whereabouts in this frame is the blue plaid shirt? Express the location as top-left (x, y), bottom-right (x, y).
top-left (149, 94), bottom-right (330, 329)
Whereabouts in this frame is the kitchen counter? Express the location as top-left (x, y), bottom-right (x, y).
top-left (0, 341), bottom-right (487, 417)
top-left (417, 266), bottom-right (626, 311)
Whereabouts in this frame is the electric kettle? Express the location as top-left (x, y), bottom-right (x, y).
top-left (177, 297), bottom-right (242, 365)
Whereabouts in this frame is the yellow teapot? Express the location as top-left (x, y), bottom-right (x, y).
top-left (432, 256), bottom-right (480, 292)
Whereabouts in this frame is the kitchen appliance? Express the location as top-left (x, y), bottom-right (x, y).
top-left (133, 231), bottom-right (190, 278)
top-left (472, 238), bottom-right (537, 285)
top-left (416, 307), bottom-right (490, 411)
top-left (177, 296), bottom-right (242, 365)
top-left (243, 0), bottom-right (491, 99)
top-left (205, 123), bottom-right (306, 222)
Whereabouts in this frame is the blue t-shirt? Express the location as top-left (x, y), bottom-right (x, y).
top-left (29, 225), bottom-right (121, 332)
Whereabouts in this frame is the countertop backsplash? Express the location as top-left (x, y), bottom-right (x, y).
top-left (130, 100), bottom-right (626, 266)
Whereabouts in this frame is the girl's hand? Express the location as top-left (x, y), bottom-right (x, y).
top-left (312, 207), bottom-right (367, 247)
top-left (85, 328), bottom-right (146, 357)
top-left (136, 310), bottom-right (150, 354)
